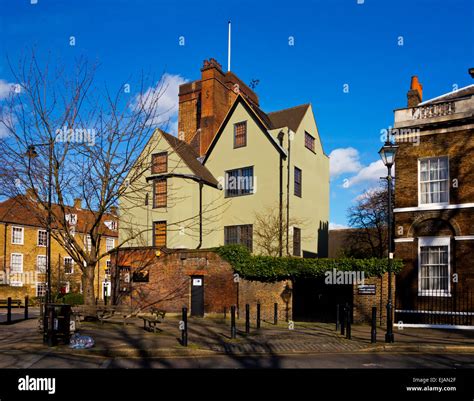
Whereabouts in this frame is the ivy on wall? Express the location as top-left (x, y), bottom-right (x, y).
top-left (215, 245), bottom-right (404, 283)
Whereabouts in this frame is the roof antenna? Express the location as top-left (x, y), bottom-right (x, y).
top-left (227, 20), bottom-right (231, 72)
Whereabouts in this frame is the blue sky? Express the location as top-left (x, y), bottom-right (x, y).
top-left (0, 0), bottom-right (473, 227)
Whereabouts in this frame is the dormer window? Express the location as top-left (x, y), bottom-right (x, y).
top-left (152, 152), bottom-right (168, 174)
top-left (66, 214), bottom-right (77, 225)
top-left (104, 220), bottom-right (117, 231)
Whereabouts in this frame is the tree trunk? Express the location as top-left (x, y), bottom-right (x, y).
top-left (82, 264), bottom-right (97, 319)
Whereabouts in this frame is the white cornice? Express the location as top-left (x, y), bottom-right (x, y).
top-left (394, 203), bottom-right (474, 213)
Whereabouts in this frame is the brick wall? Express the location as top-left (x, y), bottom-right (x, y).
top-left (113, 248), bottom-right (292, 319)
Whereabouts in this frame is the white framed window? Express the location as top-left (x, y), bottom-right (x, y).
top-left (418, 236), bottom-right (451, 296)
top-left (85, 235), bottom-right (92, 252)
top-left (418, 157), bottom-right (449, 205)
top-left (38, 230), bottom-right (47, 247)
top-left (10, 253), bottom-right (23, 273)
top-left (105, 260), bottom-right (111, 276)
top-left (106, 237), bottom-right (115, 252)
top-left (11, 226), bottom-right (24, 245)
top-left (64, 257), bottom-right (74, 274)
top-left (36, 282), bottom-right (47, 297)
top-left (37, 255), bottom-right (47, 273)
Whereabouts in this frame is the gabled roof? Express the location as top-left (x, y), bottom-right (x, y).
top-left (267, 104), bottom-right (310, 132)
top-left (160, 130), bottom-right (219, 187)
top-left (418, 84), bottom-right (474, 106)
top-left (202, 95), bottom-right (288, 164)
top-left (0, 196), bottom-right (118, 237)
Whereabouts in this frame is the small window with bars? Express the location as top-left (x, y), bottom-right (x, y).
top-left (37, 255), bottom-right (47, 273)
top-left (305, 132), bottom-right (315, 152)
top-left (294, 167), bottom-right (302, 197)
top-left (105, 260), bottom-right (111, 276)
top-left (419, 243), bottom-right (450, 296)
top-left (153, 179), bottom-right (167, 208)
top-left (106, 237), bottom-right (115, 252)
top-left (36, 282), bottom-right (47, 298)
top-left (12, 227), bottom-right (24, 245)
top-left (64, 257), bottom-right (74, 274)
top-left (224, 225), bottom-right (253, 252)
top-left (153, 221), bottom-right (167, 247)
top-left (38, 230), bottom-right (47, 247)
top-left (152, 152), bottom-right (168, 174)
top-left (234, 121), bottom-right (247, 148)
top-left (293, 227), bottom-right (301, 256)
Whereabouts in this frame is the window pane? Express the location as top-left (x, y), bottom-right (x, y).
top-left (234, 122), bottom-right (247, 148)
top-left (152, 153), bottom-right (168, 174)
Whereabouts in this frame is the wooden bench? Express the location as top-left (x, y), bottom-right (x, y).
top-left (140, 309), bottom-right (166, 333)
top-left (0, 299), bottom-right (21, 308)
top-left (98, 306), bottom-right (138, 326)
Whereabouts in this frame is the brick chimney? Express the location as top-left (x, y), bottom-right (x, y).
top-left (178, 58), bottom-right (259, 156)
top-left (407, 76), bottom-right (423, 107)
top-left (74, 198), bottom-right (82, 209)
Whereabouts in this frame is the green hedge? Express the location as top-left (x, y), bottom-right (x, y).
top-left (215, 245), bottom-right (403, 282)
top-left (60, 292), bottom-right (84, 306)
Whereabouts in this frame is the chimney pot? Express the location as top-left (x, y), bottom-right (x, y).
top-left (407, 75), bottom-right (423, 107)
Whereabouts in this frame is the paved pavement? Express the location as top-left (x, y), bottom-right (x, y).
top-left (0, 309), bottom-right (473, 368)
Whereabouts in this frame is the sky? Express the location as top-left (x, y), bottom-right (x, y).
top-left (0, 0), bottom-right (473, 227)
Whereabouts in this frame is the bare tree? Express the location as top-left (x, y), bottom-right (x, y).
top-left (0, 51), bottom-right (175, 310)
top-left (346, 186), bottom-right (392, 258)
top-left (253, 204), bottom-right (307, 256)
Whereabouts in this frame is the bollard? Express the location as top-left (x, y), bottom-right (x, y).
top-left (24, 296), bottom-right (29, 320)
top-left (340, 304), bottom-right (345, 336)
top-left (371, 306), bottom-right (377, 343)
top-left (245, 304), bottom-right (250, 334)
top-left (256, 303), bottom-right (261, 329)
top-left (181, 307), bottom-right (188, 346)
top-left (274, 303), bottom-right (278, 325)
top-left (336, 303), bottom-right (340, 331)
top-left (7, 297), bottom-right (12, 324)
top-left (230, 305), bottom-right (236, 339)
top-left (345, 303), bottom-right (352, 340)
top-left (224, 306), bottom-right (227, 320)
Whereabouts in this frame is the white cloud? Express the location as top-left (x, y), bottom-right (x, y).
top-left (0, 80), bottom-right (20, 100)
top-left (329, 147), bottom-right (362, 178)
top-left (346, 159), bottom-right (386, 188)
top-left (329, 222), bottom-right (348, 230)
top-left (133, 73), bottom-right (187, 130)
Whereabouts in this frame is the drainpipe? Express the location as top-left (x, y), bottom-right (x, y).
top-left (196, 181), bottom-right (203, 249)
top-left (278, 133), bottom-right (284, 257)
top-left (286, 129), bottom-right (292, 256)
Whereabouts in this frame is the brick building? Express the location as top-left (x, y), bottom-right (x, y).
top-left (0, 196), bottom-right (118, 300)
top-left (393, 73), bottom-right (474, 322)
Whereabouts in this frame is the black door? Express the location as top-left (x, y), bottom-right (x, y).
top-left (191, 276), bottom-right (204, 317)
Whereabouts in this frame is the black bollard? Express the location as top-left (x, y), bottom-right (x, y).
top-left (7, 297), bottom-right (12, 324)
top-left (24, 296), bottom-right (29, 320)
top-left (336, 303), bottom-right (340, 331)
top-left (371, 307), bottom-right (377, 343)
top-left (224, 306), bottom-right (227, 320)
top-left (181, 307), bottom-right (188, 347)
top-left (346, 304), bottom-right (352, 340)
top-left (256, 303), bottom-right (261, 329)
top-left (340, 304), bottom-right (345, 336)
top-left (245, 304), bottom-right (250, 334)
top-left (274, 303), bottom-right (278, 325)
top-left (230, 305), bottom-right (236, 339)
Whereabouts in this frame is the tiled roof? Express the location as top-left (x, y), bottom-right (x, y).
top-left (0, 196), bottom-right (118, 237)
top-left (161, 131), bottom-right (219, 187)
top-left (267, 104), bottom-right (310, 132)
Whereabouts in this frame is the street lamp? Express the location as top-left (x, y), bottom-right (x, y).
top-left (26, 142), bottom-right (54, 346)
top-left (378, 139), bottom-right (398, 343)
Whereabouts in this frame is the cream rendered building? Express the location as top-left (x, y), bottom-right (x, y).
top-left (119, 93), bottom-right (329, 257)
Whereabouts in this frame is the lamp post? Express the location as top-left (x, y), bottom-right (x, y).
top-left (26, 141), bottom-right (53, 346)
top-left (378, 139), bottom-right (398, 343)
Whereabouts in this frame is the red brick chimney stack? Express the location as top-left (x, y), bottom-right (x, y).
top-left (407, 75), bottom-right (423, 107)
top-left (178, 58), bottom-right (259, 157)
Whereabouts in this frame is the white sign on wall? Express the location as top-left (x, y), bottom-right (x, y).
top-left (192, 278), bottom-right (202, 286)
